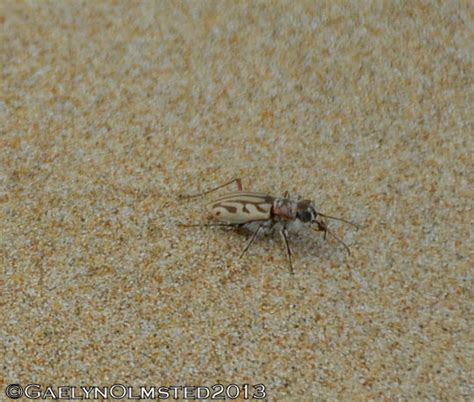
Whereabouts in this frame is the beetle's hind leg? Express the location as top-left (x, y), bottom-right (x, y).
top-left (178, 177), bottom-right (243, 200)
top-left (177, 222), bottom-right (241, 228)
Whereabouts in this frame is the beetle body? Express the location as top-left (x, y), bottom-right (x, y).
top-left (208, 192), bottom-right (321, 232)
top-left (180, 178), bottom-right (358, 273)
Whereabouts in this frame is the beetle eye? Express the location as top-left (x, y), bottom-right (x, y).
top-left (297, 210), bottom-right (312, 223)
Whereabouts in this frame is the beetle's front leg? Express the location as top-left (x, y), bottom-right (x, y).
top-left (280, 227), bottom-right (294, 274)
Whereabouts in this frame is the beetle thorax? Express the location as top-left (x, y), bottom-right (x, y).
top-left (271, 198), bottom-right (298, 221)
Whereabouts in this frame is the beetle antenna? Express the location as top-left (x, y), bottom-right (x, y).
top-left (318, 213), bottom-right (359, 230)
top-left (326, 228), bottom-right (352, 256)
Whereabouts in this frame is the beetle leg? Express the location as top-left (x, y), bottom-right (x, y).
top-left (236, 178), bottom-right (243, 191)
top-left (280, 227), bottom-right (294, 274)
top-left (239, 224), bottom-right (263, 259)
top-left (178, 177), bottom-right (243, 200)
top-left (177, 222), bottom-right (241, 228)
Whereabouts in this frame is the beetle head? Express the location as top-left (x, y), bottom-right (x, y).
top-left (295, 200), bottom-right (317, 223)
top-left (297, 200), bottom-right (359, 256)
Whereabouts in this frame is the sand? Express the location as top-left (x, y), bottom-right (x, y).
top-left (1, 1), bottom-right (472, 400)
